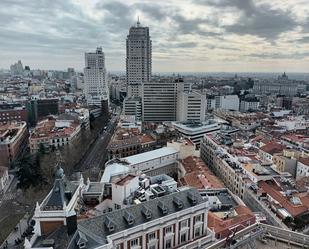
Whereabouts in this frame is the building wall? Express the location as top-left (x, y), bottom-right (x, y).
top-left (176, 91), bottom-right (206, 122)
top-left (296, 161), bottom-right (309, 179)
top-left (142, 82), bottom-right (178, 122)
top-left (126, 23), bottom-right (152, 92)
top-left (84, 47), bottom-right (109, 106)
top-left (0, 122), bottom-right (29, 167)
top-left (106, 203), bottom-right (212, 249)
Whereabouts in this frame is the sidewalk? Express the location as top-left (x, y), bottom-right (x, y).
top-left (1, 213), bottom-right (30, 248)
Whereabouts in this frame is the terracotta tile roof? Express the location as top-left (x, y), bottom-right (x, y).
top-left (259, 181), bottom-right (308, 218)
top-left (260, 142), bottom-right (286, 155)
top-left (299, 157), bottom-right (309, 167)
top-left (208, 206), bottom-right (255, 234)
top-left (180, 156), bottom-right (224, 189)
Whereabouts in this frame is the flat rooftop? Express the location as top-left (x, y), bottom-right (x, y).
top-left (124, 147), bottom-right (178, 165)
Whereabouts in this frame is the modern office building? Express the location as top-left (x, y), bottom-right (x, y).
top-left (126, 19), bottom-right (152, 97)
top-left (123, 97), bottom-right (142, 120)
top-left (84, 47), bottom-right (109, 106)
top-left (172, 120), bottom-right (221, 147)
top-left (177, 91), bottom-right (206, 122)
top-left (142, 81), bottom-right (190, 122)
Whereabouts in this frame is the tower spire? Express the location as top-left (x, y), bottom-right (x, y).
top-left (137, 16), bottom-right (140, 27)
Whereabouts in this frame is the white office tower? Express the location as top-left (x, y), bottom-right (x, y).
top-left (126, 19), bottom-right (152, 97)
top-left (142, 81), bottom-right (191, 122)
top-left (177, 91), bottom-right (206, 122)
top-left (84, 47), bottom-right (109, 106)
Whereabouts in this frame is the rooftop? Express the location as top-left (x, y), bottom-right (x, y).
top-left (124, 147), bottom-right (178, 165)
top-left (76, 188), bottom-right (205, 245)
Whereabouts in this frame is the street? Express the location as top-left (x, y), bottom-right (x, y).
top-left (76, 108), bottom-right (120, 173)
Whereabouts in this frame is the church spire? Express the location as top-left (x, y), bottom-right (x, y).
top-left (137, 16), bottom-right (140, 27)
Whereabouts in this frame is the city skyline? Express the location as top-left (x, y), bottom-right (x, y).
top-left (1, 0), bottom-right (309, 72)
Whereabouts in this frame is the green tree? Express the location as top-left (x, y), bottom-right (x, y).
top-left (38, 143), bottom-right (46, 156)
top-left (15, 153), bottom-right (45, 189)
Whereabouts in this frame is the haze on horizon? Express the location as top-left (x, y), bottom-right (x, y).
top-left (1, 0), bottom-right (309, 73)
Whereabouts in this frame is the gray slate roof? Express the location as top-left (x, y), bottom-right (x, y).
top-left (43, 177), bottom-right (79, 210)
top-left (76, 188), bottom-right (205, 246)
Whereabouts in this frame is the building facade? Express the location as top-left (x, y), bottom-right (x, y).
top-left (84, 47), bottom-right (109, 106)
top-left (177, 91), bottom-right (206, 122)
top-left (0, 121), bottom-right (29, 167)
top-left (126, 20), bottom-right (152, 98)
top-left (71, 188), bottom-right (214, 249)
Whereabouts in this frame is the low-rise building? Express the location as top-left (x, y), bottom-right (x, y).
top-left (107, 127), bottom-right (156, 159)
top-left (0, 121), bottom-right (29, 167)
top-left (103, 147), bottom-right (179, 179)
top-left (29, 115), bottom-right (81, 153)
top-left (200, 188), bottom-right (256, 240)
top-left (172, 120), bottom-right (221, 148)
top-left (0, 103), bottom-right (28, 123)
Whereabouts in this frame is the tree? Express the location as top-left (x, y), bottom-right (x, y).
top-left (38, 143), bottom-right (46, 156)
top-left (15, 153), bottom-right (45, 190)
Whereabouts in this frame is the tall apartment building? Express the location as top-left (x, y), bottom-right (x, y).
top-left (177, 91), bottom-right (206, 122)
top-left (84, 47), bottom-right (108, 106)
top-left (126, 20), bottom-right (152, 97)
top-left (142, 81), bottom-right (190, 122)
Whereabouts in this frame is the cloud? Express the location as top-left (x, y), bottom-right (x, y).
top-left (0, 0), bottom-right (308, 71)
top-left (195, 0), bottom-right (298, 40)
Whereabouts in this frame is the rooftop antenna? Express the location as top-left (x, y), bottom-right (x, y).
top-left (137, 16), bottom-right (140, 27)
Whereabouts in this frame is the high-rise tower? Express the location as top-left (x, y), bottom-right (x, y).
top-left (84, 47), bottom-right (109, 106)
top-left (126, 19), bottom-right (152, 97)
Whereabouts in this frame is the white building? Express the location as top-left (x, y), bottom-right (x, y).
top-left (172, 120), bottom-right (221, 147)
top-left (70, 188), bottom-right (214, 249)
top-left (177, 91), bottom-right (206, 122)
top-left (123, 97), bottom-right (142, 120)
top-left (296, 157), bottom-right (309, 179)
top-left (142, 81), bottom-right (190, 122)
top-left (84, 47), bottom-right (109, 106)
top-left (126, 19), bottom-right (152, 97)
top-left (240, 98), bottom-right (260, 112)
top-left (206, 95), bottom-right (239, 111)
top-left (101, 147), bottom-right (180, 183)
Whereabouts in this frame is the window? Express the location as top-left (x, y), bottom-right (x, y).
top-left (165, 225), bottom-right (173, 234)
top-left (180, 232), bottom-right (187, 243)
top-left (130, 238), bottom-right (139, 247)
top-left (195, 214), bottom-right (202, 223)
top-left (194, 226), bottom-right (201, 238)
top-left (165, 238), bottom-right (172, 249)
top-left (149, 245), bottom-right (156, 249)
top-left (180, 220), bottom-right (188, 229)
top-left (148, 232), bottom-right (156, 241)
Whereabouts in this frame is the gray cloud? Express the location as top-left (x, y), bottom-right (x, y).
top-left (195, 0), bottom-right (298, 40)
top-left (247, 52), bottom-right (309, 60)
top-left (0, 0), bottom-right (308, 71)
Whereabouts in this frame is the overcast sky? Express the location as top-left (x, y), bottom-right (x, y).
top-left (1, 0), bottom-right (309, 72)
